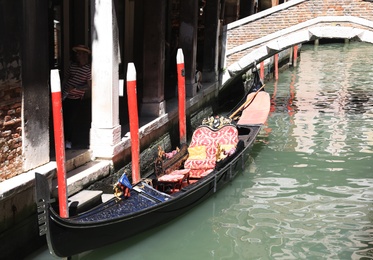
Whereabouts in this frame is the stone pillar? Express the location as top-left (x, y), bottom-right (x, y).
top-left (179, 0), bottom-right (199, 97)
top-left (141, 0), bottom-right (166, 117)
top-left (202, 0), bottom-right (220, 83)
top-left (22, 0), bottom-right (50, 170)
top-left (90, 0), bottom-right (121, 158)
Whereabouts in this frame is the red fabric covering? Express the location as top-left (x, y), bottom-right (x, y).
top-left (158, 174), bottom-right (184, 182)
top-left (189, 169), bottom-right (214, 178)
top-left (169, 169), bottom-right (190, 175)
top-left (185, 125), bottom-right (238, 178)
top-left (157, 169), bottom-right (190, 193)
top-left (188, 125), bottom-right (238, 147)
top-left (184, 158), bottom-right (216, 170)
top-left (237, 91), bottom-right (270, 125)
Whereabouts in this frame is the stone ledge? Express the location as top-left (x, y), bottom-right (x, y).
top-left (227, 0), bottom-right (308, 30)
top-left (0, 162), bottom-right (56, 202)
top-left (0, 159), bottom-right (111, 222)
top-left (52, 160), bottom-right (112, 197)
top-left (68, 190), bottom-right (103, 215)
top-left (65, 149), bottom-right (92, 172)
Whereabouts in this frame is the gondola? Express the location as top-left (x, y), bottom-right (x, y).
top-left (35, 69), bottom-right (270, 258)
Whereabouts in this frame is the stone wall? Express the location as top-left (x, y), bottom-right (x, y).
top-left (0, 0), bottom-right (23, 181)
top-left (226, 0), bottom-right (373, 66)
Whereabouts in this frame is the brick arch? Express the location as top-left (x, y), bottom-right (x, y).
top-left (222, 0), bottom-right (373, 85)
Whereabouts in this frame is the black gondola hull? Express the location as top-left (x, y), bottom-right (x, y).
top-left (36, 125), bottom-right (263, 257)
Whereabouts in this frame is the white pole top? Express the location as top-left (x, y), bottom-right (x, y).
top-left (177, 48), bottom-right (184, 64)
top-left (127, 63), bottom-right (136, 81)
top-left (119, 79), bottom-right (124, 96)
top-left (50, 69), bottom-right (61, 93)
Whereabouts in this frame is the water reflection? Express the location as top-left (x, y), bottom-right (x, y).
top-left (213, 42), bottom-right (373, 259)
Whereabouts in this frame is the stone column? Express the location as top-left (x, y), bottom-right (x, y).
top-left (202, 0), bottom-right (220, 83)
top-left (22, 0), bottom-right (50, 170)
top-left (141, 0), bottom-right (166, 117)
top-left (90, 0), bottom-right (121, 158)
top-left (179, 0), bottom-right (199, 97)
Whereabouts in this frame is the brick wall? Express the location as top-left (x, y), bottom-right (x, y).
top-left (0, 86), bottom-right (22, 181)
top-left (226, 0), bottom-right (373, 66)
top-left (0, 0), bottom-right (23, 181)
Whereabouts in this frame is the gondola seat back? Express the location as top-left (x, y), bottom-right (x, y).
top-left (184, 125), bottom-right (239, 178)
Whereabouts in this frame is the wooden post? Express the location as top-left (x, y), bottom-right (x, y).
top-left (126, 63), bottom-right (140, 184)
top-left (50, 69), bottom-right (68, 218)
top-left (176, 49), bottom-right (187, 144)
top-left (293, 45), bottom-right (298, 67)
top-left (274, 53), bottom-right (279, 80)
top-left (260, 61), bottom-right (265, 81)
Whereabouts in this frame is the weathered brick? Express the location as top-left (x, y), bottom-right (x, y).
top-left (0, 85), bottom-right (22, 180)
top-left (7, 109), bottom-right (16, 115)
top-left (2, 130), bottom-right (11, 137)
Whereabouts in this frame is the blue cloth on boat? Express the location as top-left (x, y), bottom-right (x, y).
top-left (118, 173), bottom-right (133, 189)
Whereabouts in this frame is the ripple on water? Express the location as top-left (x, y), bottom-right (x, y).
top-left (216, 173), bottom-right (373, 259)
top-left (237, 43), bottom-right (373, 259)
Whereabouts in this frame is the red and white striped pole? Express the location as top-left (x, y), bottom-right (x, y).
top-left (50, 69), bottom-right (68, 218)
top-left (126, 63), bottom-right (140, 184)
top-left (176, 48), bottom-right (187, 144)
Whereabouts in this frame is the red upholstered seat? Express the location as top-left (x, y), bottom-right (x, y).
top-left (184, 125), bottom-right (238, 178)
top-left (157, 169), bottom-right (190, 192)
top-left (189, 169), bottom-right (213, 179)
top-left (169, 169), bottom-right (190, 175)
top-left (158, 174), bottom-right (185, 182)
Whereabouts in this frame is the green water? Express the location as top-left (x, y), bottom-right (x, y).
top-left (29, 43), bottom-right (373, 259)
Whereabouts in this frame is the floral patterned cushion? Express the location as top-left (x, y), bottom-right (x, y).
top-left (189, 169), bottom-right (214, 178)
top-left (158, 174), bottom-right (185, 182)
top-left (169, 169), bottom-right (190, 175)
top-left (184, 158), bottom-right (216, 170)
top-left (185, 125), bottom-right (238, 174)
top-left (189, 126), bottom-right (238, 147)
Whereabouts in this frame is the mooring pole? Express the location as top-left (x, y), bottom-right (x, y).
top-left (293, 45), bottom-right (298, 67)
top-left (126, 63), bottom-right (140, 184)
top-left (274, 53), bottom-right (279, 80)
top-left (260, 61), bottom-right (265, 81)
top-left (50, 69), bottom-right (68, 218)
top-left (176, 48), bottom-right (187, 144)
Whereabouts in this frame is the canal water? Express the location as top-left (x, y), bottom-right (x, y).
top-left (28, 42), bottom-right (373, 259)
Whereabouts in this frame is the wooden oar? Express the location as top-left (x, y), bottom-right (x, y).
top-left (229, 84), bottom-right (265, 119)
